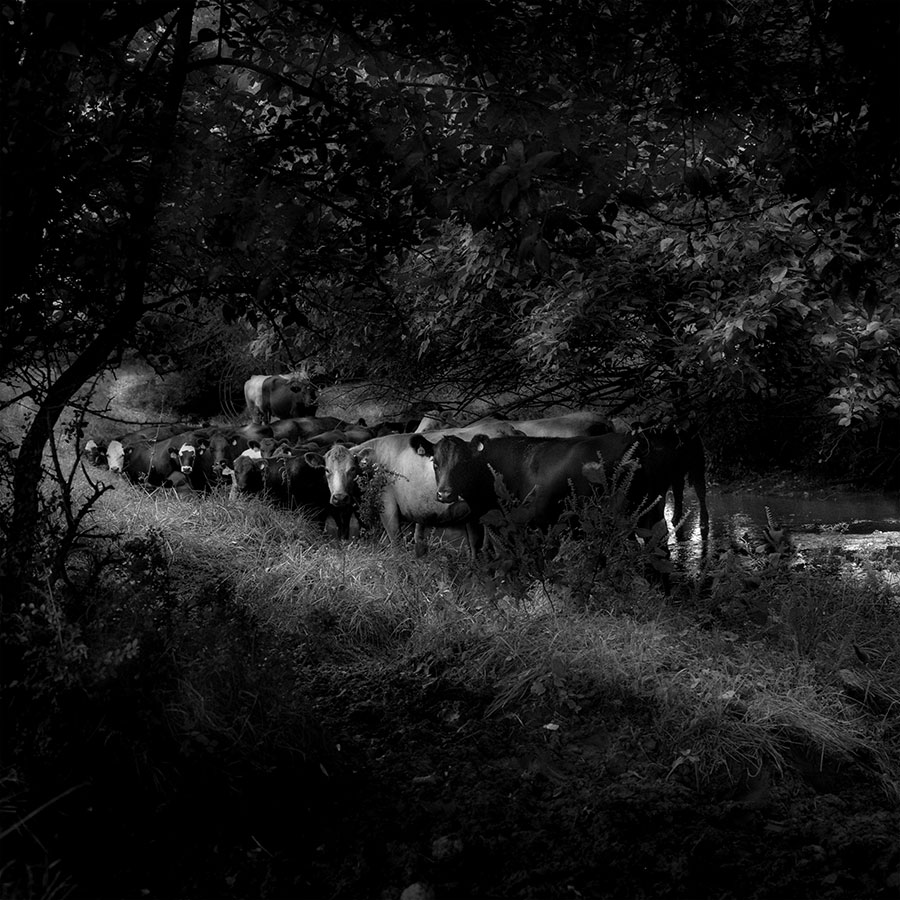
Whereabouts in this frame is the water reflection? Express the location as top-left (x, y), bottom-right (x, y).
top-left (666, 488), bottom-right (900, 565)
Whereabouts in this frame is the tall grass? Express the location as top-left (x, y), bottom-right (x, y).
top-left (83, 472), bottom-right (900, 794)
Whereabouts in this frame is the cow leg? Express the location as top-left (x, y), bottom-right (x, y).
top-left (413, 524), bottom-right (429, 557)
top-left (379, 498), bottom-right (406, 550)
top-left (464, 522), bottom-right (483, 558)
top-left (695, 477), bottom-right (709, 542)
top-left (671, 478), bottom-right (686, 541)
top-left (334, 507), bottom-right (352, 541)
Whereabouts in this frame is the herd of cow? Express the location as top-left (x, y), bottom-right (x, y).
top-left (83, 404), bottom-right (710, 570)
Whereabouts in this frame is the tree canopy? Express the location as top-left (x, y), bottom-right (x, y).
top-left (2, 0), bottom-right (899, 593)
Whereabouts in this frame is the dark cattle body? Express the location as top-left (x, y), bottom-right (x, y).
top-left (471, 411), bottom-right (612, 438)
top-left (635, 429), bottom-right (709, 540)
top-left (244, 374), bottom-right (317, 425)
top-left (371, 419), bottom-right (424, 437)
top-left (161, 470), bottom-right (196, 498)
top-left (270, 416), bottom-right (343, 442)
top-left (409, 432), bottom-right (660, 527)
top-left (105, 423), bottom-right (196, 474)
top-left (196, 425), bottom-right (272, 486)
top-left (118, 431), bottom-right (204, 487)
top-left (233, 452), bottom-right (351, 538)
top-left (411, 430), bottom-right (708, 542)
top-left (83, 439), bottom-right (106, 466)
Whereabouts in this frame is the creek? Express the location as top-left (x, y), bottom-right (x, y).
top-left (667, 484), bottom-right (900, 562)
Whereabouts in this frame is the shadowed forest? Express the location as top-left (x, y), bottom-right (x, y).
top-left (1, 2), bottom-right (899, 898)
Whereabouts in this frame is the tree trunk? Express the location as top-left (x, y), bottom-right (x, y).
top-left (1, 1), bottom-right (197, 619)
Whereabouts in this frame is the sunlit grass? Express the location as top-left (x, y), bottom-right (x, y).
top-left (42, 439), bottom-right (900, 798)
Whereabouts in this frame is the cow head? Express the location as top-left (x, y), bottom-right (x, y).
top-left (106, 439), bottom-right (125, 473)
top-left (410, 433), bottom-right (490, 504)
top-left (170, 441), bottom-right (199, 474)
top-left (307, 443), bottom-right (361, 507)
top-left (230, 453), bottom-right (266, 494)
top-left (83, 439), bottom-right (107, 467)
top-left (200, 433), bottom-right (242, 481)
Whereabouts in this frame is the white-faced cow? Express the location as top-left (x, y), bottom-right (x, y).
top-left (116, 431), bottom-right (206, 487)
top-left (243, 373), bottom-right (317, 425)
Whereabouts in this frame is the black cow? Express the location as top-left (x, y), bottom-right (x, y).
top-left (195, 424), bottom-right (272, 487)
top-left (632, 428), bottom-right (709, 541)
top-left (232, 452), bottom-right (352, 538)
top-left (408, 432), bottom-right (662, 528)
top-left (105, 423), bottom-right (196, 474)
top-left (119, 431), bottom-right (203, 487)
top-left (270, 416), bottom-right (344, 442)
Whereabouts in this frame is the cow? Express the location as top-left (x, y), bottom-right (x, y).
top-left (372, 419), bottom-right (422, 437)
top-left (258, 437), bottom-right (296, 458)
top-left (105, 423), bottom-right (195, 474)
top-left (161, 471), bottom-right (196, 499)
top-left (408, 432), bottom-right (659, 527)
top-left (505, 411), bottom-right (612, 438)
top-left (244, 373), bottom-right (317, 425)
top-left (307, 421), bottom-right (524, 557)
top-left (409, 431), bottom-right (677, 589)
top-left (83, 439), bottom-right (107, 466)
top-left (269, 416), bottom-right (345, 441)
top-left (117, 431), bottom-right (204, 487)
top-left (632, 428), bottom-right (709, 541)
top-left (232, 451), bottom-right (352, 539)
top-left (195, 424), bottom-right (272, 488)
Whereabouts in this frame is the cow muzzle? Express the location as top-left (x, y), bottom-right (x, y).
top-left (330, 491), bottom-right (352, 507)
top-left (436, 489), bottom-right (457, 504)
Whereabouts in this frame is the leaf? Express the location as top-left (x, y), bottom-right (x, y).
top-left (558, 124), bottom-right (580, 153)
top-left (501, 178), bottom-right (518, 211)
top-left (506, 139), bottom-right (526, 167)
top-left (533, 240), bottom-right (551, 273)
top-left (769, 266), bottom-right (788, 283)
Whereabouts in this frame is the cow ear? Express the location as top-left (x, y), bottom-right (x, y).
top-left (409, 434), bottom-right (434, 457)
top-left (470, 434), bottom-right (490, 454)
top-left (248, 440), bottom-right (260, 449)
top-left (123, 446), bottom-right (134, 460)
top-left (355, 447), bottom-right (373, 464)
top-left (230, 437), bottom-right (239, 446)
top-left (304, 451), bottom-right (324, 469)
top-left (168, 447), bottom-right (179, 460)
top-left (198, 439), bottom-right (210, 451)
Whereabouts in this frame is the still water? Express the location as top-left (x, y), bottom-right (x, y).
top-left (668, 487), bottom-right (900, 558)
